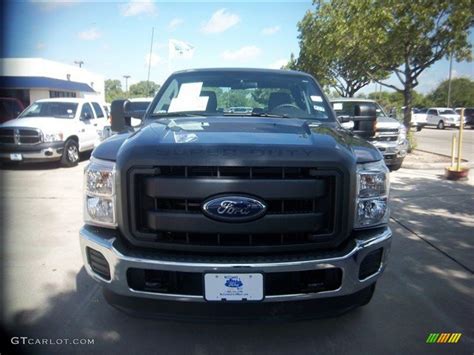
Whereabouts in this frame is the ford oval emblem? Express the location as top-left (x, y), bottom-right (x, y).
top-left (202, 195), bottom-right (267, 222)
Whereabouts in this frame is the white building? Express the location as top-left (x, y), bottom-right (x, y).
top-left (0, 58), bottom-right (105, 107)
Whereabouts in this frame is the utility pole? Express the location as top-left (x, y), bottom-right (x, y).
top-left (146, 27), bottom-right (155, 97)
top-left (447, 52), bottom-right (453, 108)
top-left (123, 75), bottom-right (131, 95)
top-left (74, 60), bottom-right (84, 68)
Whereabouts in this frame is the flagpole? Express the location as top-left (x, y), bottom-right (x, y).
top-left (146, 27), bottom-right (154, 96)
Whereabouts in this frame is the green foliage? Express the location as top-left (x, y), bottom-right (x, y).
top-left (105, 79), bottom-right (124, 103)
top-left (292, 0), bottom-right (472, 126)
top-left (293, 1), bottom-right (390, 97)
top-left (128, 81), bottom-right (160, 98)
top-left (427, 78), bottom-right (474, 107)
top-left (346, 0), bottom-right (473, 126)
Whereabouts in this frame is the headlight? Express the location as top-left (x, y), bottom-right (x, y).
top-left (355, 160), bottom-right (390, 228)
top-left (398, 124), bottom-right (407, 142)
top-left (84, 157), bottom-right (117, 228)
top-left (43, 132), bottom-right (64, 142)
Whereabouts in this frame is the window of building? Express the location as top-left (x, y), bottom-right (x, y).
top-left (49, 91), bottom-right (77, 98)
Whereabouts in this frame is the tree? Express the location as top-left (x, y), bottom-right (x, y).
top-left (291, 2), bottom-right (389, 97)
top-left (129, 81), bottom-right (160, 98)
top-left (105, 79), bottom-right (124, 103)
top-left (353, 0), bottom-right (473, 126)
top-left (427, 78), bottom-right (474, 107)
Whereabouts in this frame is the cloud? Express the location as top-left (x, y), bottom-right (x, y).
top-left (261, 26), bottom-right (280, 36)
top-left (221, 46), bottom-right (262, 62)
top-left (120, 0), bottom-right (157, 17)
top-left (268, 59), bottom-right (288, 69)
top-left (168, 18), bottom-right (184, 31)
top-left (78, 27), bottom-right (101, 41)
top-left (145, 53), bottom-right (164, 67)
top-left (36, 42), bottom-right (46, 50)
top-left (201, 8), bottom-right (240, 34)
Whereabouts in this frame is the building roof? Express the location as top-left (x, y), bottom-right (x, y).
top-left (0, 76), bottom-right (95, 93)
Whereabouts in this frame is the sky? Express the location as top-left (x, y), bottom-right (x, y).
top-left (3, 0), bottom-right (473, 95)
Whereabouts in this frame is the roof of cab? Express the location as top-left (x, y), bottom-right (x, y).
top-left (171, 67), bottom-right (312, 77)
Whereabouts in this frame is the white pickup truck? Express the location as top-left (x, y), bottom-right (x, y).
top-left (0, 98), bottom-right (108, 166)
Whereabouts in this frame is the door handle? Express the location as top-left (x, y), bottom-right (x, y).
top-left (93, 123), bottom-right (98, 127)
top-left (81, 129), bottom-right (85, 132)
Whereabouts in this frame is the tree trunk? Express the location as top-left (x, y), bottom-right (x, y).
top-left (403, 63), bottom-right (413, 128)
top-left (403, 86), bottom-right (412, 128)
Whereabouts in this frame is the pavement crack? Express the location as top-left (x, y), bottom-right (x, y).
top-left (390, 217), bottom-right (473, 274)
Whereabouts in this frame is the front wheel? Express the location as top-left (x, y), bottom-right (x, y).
top-left (61, 139), bottom-right (80, 167)
top-left (416, 126), bottom-right (422, 132)
top-left (389, 162), bottom-right (403, 171)
top-left (437, 120), bottom-right (445, 129)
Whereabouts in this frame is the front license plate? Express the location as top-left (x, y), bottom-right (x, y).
top-left (204, 273), bottom-right (264, 301)
top-left (10, 153), bottom-right (22, 161)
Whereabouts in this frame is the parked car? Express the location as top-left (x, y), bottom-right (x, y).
top-left (101, 97), bottom-right (152, 140)
top-left (455, 107), bottom-right (474, 129)
top-left (411, 108), bottom-right (428, 131)
top-left (0, 98), bottom-right (108, 166)
top-left (425, 107), bottom-right (460, 129)
top-left (80, 68), bottom-right (392, 318)
top-left (0, 97), bottom-right (25, 124)
top-left (331, 98), bottom-right (408, 171)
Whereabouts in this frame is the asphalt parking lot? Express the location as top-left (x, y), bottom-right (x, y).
top-left (415, 126), bottom-right (474, 162)
top-left (1, 160), bottom-right (473, 355)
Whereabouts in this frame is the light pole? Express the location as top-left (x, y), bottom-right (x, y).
top-left (74, 60), bottom-right (84, 68)
top-left (123, 75), bottom-right (131, 95)
top-left (447, 52), bottom-right (453, 108)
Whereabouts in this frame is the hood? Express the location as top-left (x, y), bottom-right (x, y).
top-left (92, 117), bottom-right (382, 166)
top-left (1, 117), bottom-right (71, 132)
top-left (376, 116), bottom-right (401, 128)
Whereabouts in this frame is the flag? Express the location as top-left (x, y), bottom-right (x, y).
top-left (169, 39), bottom-right (194, 59)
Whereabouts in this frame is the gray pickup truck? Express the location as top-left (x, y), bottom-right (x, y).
top-left (80, 68), bottom-right (392, 319)
top-left (331, 98), bottom-right (408, 171)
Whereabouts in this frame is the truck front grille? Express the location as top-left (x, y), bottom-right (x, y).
top-left (128, 166), bottom-right (343, 253)
top-left (0, 128), bottom-right (42, 145)
top-left (375, 127), bottom-right (399, 142)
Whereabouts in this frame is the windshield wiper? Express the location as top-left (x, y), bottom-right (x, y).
top-left (222, 112), bottom-right (289, 118)
top-left (149, 112), bottom-right (207, 118)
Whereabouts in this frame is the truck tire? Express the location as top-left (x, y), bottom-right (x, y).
top-left (437, 120), bottom-right (445, 129)
top-left (416, 126), bottom-right (422, 132)
top-left (389, 162), bottom-right (403, 171)
top-left (61, 139), bottom-right (80, 167)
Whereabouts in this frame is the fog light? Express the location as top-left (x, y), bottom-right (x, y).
top-left (356, 197), bottom-right (388, 227)
top-left (85, 195), bottom-right (115, 225)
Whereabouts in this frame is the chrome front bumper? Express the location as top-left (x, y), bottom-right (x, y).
top-left (0, 148), bottom-right (62, 161)
top-left (80, 226), bottom-right (392, 302)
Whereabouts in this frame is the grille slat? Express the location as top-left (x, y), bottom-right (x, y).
top-left (0, 128), bottom-right (42, 145)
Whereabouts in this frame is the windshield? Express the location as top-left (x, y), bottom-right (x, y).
top-left (20, 102), bottom-right (78, 119)
top-left (149, 71), bottom-right (333, 121)
top-left (439, 109), bottom-right (456, 115)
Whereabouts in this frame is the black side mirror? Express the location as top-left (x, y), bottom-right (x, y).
top-left (110, 99), bottom-right (128, 132)
top-left (352, 103), bottom-right (377, 138)
top-left (123, 101), bottom-right (146, 121)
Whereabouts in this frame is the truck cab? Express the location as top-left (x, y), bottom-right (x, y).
top-left (80, 69), bottom-right (392, 318)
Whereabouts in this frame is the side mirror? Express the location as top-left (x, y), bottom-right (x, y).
top-left (110, 99), bottom-right (128, 132)
top-left (123, 101), bottom-right (146, 121)
top-left (352, 103), bottom-right (377, 138)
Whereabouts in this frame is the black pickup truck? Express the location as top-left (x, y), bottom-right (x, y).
top-left (80, 68), bottom-right (392, 319)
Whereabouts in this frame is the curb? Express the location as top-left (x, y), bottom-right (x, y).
top-left (402, 149), bottom-right (473, 170)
